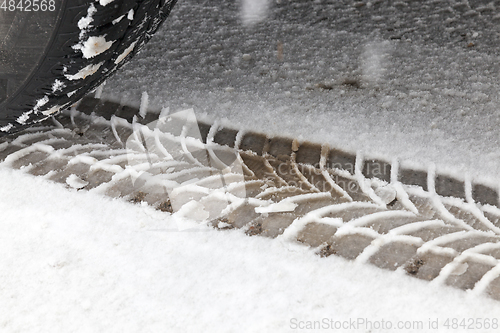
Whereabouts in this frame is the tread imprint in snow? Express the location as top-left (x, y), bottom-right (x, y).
top-left (2, 95), bottom-right (500, 301)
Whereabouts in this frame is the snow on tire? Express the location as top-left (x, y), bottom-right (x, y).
top-left (0, 0), bottom-right (177, 134)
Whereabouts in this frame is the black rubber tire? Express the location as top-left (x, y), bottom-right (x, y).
top-left (0, 0), bottom-right (177, 135)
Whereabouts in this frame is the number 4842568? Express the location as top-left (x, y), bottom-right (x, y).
top-left (1, 0), bottom-right (56, 11)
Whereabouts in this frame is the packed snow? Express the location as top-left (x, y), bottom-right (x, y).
top-left (64, 62), bottom-right (104, 81)
top-left (2, 166), bottom-right (500, 332)
top-left (79, 36), bottom-right (113, 59)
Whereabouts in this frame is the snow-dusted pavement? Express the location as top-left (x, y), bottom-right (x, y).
top-left (103, 0), bottom-right (500, 185)
top-left (4, 0), bottom-right (500, 331)
top-left (2, 166), bottom-right (500, 332)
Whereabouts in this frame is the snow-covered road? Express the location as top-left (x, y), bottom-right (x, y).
top-left (103, 0), bottom-right (500, 186)
top-left (2, 166), bottom-right (500, 332)
top-left (4, 0), bottom-right (500, 331)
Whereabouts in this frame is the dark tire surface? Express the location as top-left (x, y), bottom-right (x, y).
top-left (0, 0), bottom-right (177, 134)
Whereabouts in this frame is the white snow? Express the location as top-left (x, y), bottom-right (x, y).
top-left (240, 0), bottom-right (270, 26)
top-left (51, 79), bottom-right (65, 93)
top-left (127, 9), bottom-right (134, 21)
top-left (34, 96), bottom-right (49, 109)
top-left (139, 91), bottom-right (149, 118)
top-left (65, 174), bottom-right (89, 189)
top-left (115, 41), bottom-right (136, 64)
top-left (174, 199), bottom-right (210, 222)
top-left (102, 0), bottom-right (500, 188)
top-left (41, 105), bottom-right (63, 116)
top-left (67, 90), bottom-right (78, 97)
top-left (99, 0), bottom-right (114, 6)
top-left (80, 36), bottom-right (113, 59)
top-left (361, 41), bottom-right (391, 87)
top-left (112, 15), bottom-right (125, 25)
top-left (94, 81), bottom-right (105, 99)
top-left (5, 1), bottom-right (500, 330)
top-left (16, 111), bottom-right (31, 125)
top-left (65, 62), bottom-right (103, 80)
top-left (2, 166), bottom-right (500, 332)
top-left (0, 123), bottom-right (13, 132)
top-left (77, 3), bottom-right (97, 30)
top-left (254, 200), bottom-right (297, 214)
